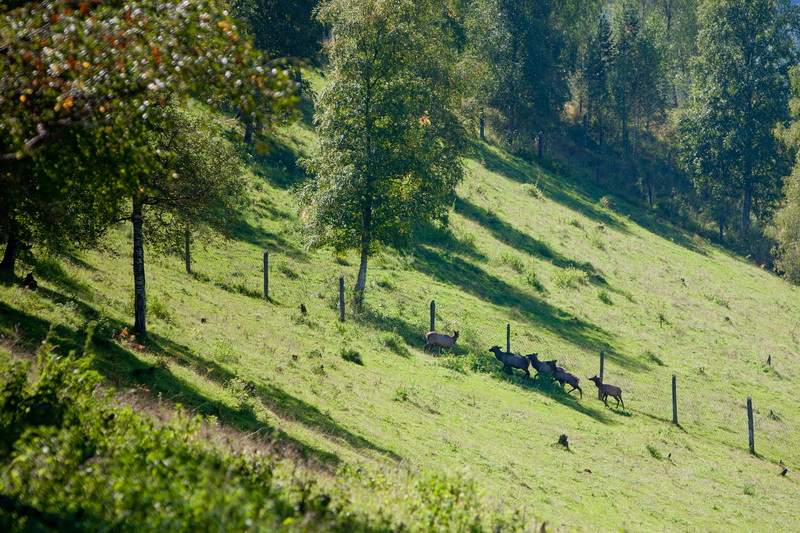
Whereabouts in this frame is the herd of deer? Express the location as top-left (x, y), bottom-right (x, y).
top-left (424, 330), bottom-right (625, 410)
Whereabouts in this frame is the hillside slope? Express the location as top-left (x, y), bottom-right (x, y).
top-left (2, 109), bottom-right (800, 531)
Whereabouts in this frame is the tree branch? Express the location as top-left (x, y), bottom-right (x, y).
top-left (0, 119), bottom-right (75, 162)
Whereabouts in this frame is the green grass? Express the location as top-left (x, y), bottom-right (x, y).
top-left (2, 105), bottom-right (800, 530)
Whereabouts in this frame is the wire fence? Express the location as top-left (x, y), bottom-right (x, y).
top-left (523, 338), bottom-right (799, 469)
top-left (205, 253), bottom-right (798, 470)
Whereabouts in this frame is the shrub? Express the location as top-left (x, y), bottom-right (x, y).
top-left (436, 355), bottom-right (466, 374)
top-left (520, 182), bottom-right (543, 199)
top-left (376, 278), bottom-right (395, 290)
top-left (148, 294), bottom-right (173, 322)
top-left (393, 385), bottom-right (413, 402)
top-left (597, 289), bottom-right (612, 305)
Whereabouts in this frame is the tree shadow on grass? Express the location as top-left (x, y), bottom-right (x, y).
top-left (472, 142), bottom-right (628, 234)
top-left (488, 366), bottom-right (617, 424)
top-left (0, 298), bottom-right (398, 468)
top-left (415, 221), bottom-right (487, 262)
top-left (453, 197), bottom-right (608, 286)
top-left (143, 331), bottom-right (401, 462)
top-left (248, 138), bottom-right (308, 190)
top-left (231, 219), bottom-right (308, 261)
top-left (412, 247), bottom-right (640, 372)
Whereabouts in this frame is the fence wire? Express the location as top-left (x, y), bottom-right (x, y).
top-left (524, 342), bottom-right (800, 469)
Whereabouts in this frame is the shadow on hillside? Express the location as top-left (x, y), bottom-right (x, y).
top-left (249, 138), bottom-right (308, 190)
top-left (473, 142), bottom-right (713, 258)
top-left (453, 197), bottom-right (608, 286)
top-left (412, 247), bottom-right (642, 371)
top-left (489, 366), bottom-right (618, 424)
top-left (472, 143), bottom-right (627, 234)
top-left (355, 307), bottom-right (421, 356)
top-left (0, 295), bottom-right (399, 469)
top-left (232, 219), bottom-right (308, 261)
top-left (415, 221), bottom-right (487, 261)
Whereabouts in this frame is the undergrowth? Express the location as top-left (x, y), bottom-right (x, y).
top-left (0, 336), bottom-right (535, 531)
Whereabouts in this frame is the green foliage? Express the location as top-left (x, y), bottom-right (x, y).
top-left (339, 348), bottom-right (363, 365)
top-left (466, 0), bottom-right (572, 141)
top-left (500, 251), bottom-right (525, 272)
top-left (0, 0), bottom-right (297, 262)
top-left (769, 68), bottom-right (800, 281)
top-left (646, 444), bottom-right (663, 460)
top-left (231, 0), bottom-right (322, 59)
top-left (597, 289), bottom-right (613, 305)
top-left (380, 332), bottom-right (409, 357)
top-left (677, 0), bottom-right (796, 235)
top-left (523, 268), bottom-right (545, 292)
top-left (552, 266), bottom-right (589, 289)
top-left (300, 0), bottom-right (467, 296)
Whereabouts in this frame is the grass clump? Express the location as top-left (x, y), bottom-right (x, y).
top-left (381, 331), bottom-right (410, 357)
top-left (552, 267), bottom-right (589, 289)
top-left (339, 348), bottom-right (363, 365)
top-left (646, 444), bottom-right (663, 460)
top-left (500, 252), bottom-right (525, 273)
top-left (520, 182), bottom-right (543, 199)
top-left (644, 350), bottom-right (665, 366)
top-left (523, 268), bottom-right (545, 292)
top-left (598, 289), bottom-right (613, 305)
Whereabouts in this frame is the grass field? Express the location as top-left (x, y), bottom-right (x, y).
top-left (2, 103), bottom-right (800, 531)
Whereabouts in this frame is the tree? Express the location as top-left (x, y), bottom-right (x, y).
top-left (466, 0), bottom-right (569, 145)
top-left (677, 0), bottom-right (797, 235)
top-left (769, 68), bottom-right (800, 280)
top-left (0, 0), bottom-right (296, 274)
top-left (300, 0), bottom-right (467, 304)
top-left (231, 0), bottom-right (322, 60)
top-left (123, 104), bottom-right (247, 335)
top-left (583, 13), bottom-right (615, 146)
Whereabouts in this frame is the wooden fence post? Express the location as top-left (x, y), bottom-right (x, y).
top-left (672, 374), bottom-right (678, 425)
top-left (339, 275), bottom-right (345, 322)
top-left (506, 324), bottom-right (511, 353)
top-left (264, 250), bottom-right (269, 300)
top-left (599, 349), bottom-right (605, 400)
top-left (430, 300), bottom-right (435, 332)
top-left (747, 397), bottom-right (755, 455)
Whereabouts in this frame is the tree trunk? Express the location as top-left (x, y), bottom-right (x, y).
top-left (742, 181), bottom-right (752, 234)
top-left (184, 229), bottom-right (191, 274)
top-left (0, 232), bottom-right (20, 274)
top-left (132, 196), bottom-right (147, 336)
top-left (479, 108), bottom-right (486, 142)
top-left (718, 214), bottom-right (724, 243)
top-left (354, 228), bottom-right (370, 307)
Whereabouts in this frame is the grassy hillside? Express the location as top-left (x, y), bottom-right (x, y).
top-left (2, 101), bottom-right (800, 531)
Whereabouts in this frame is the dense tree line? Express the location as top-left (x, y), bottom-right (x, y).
top-left (4, 0), bottom-right (800, 325)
